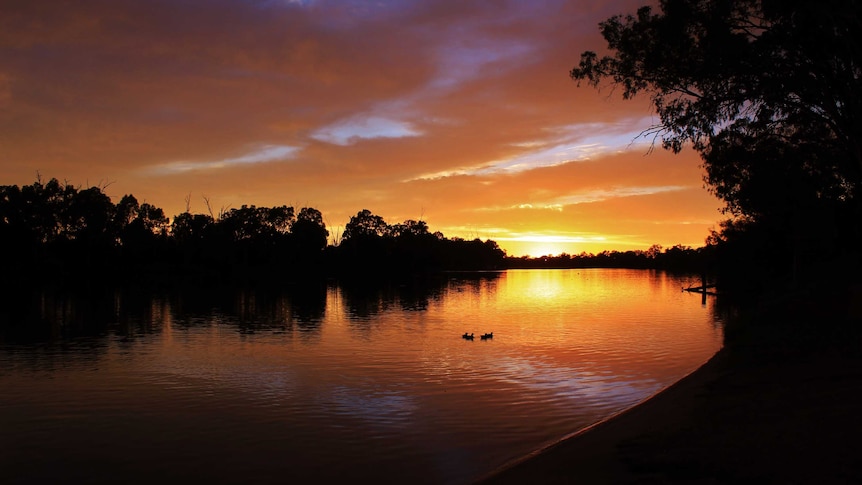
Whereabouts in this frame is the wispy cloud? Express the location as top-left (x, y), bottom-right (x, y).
top-left (1, 0), bottom-right (724, 256)
top-left (407, 118), bottom-right (658, 181)
top-left (550, 185), bottom-right (686, 205)
top-left (429, 37), bottom-right (537, 91)
top-left (494, 233), bottom-right (608, 244)
top-left (311, 116), bottom-right (420, 145)
top-left (144, 144), bottom-right (299, 175)
top-left (473, 185), bottom-right (687, 212)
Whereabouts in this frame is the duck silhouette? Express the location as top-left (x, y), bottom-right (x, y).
top-left (480, 332), bottom-right (493, 340)
top-left (462, 332), bottom-right (474, 340)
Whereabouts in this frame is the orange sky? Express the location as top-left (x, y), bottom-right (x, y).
top-left (0, 0), bottom-right (723, 257)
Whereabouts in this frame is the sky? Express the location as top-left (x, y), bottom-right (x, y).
top-left (0, 0), bottom-right (725, 257)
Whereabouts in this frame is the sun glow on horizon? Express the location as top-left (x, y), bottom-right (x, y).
top-left (1, 0), bottom-right (726, 261)
top-left (484, 234), bottom-right (606, 258)
top-left (493, 233), bottom-right (703, 258)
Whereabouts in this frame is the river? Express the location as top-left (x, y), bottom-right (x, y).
top-left (0, 269), bottom-right (724, 484)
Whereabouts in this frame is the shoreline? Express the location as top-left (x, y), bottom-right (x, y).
top-left (476, 349), bottom-right (726, 483)
top-left (477, 348), bottom-right (733, 484)
top-left (477, 283), bottom-right (862, 484)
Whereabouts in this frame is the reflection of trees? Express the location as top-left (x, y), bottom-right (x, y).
top-left (0, 287), bottom-right (117, 351)
top-left (340, 273), bottom-right (499, 325)
top-left (0, 284), bottom-right (330, 346)
top-left (396, 282), bottom-right (438, 312)
top-left (444, 272), bottom-right (502, 301)
top-left (289, 283), bottom-right (328, 328)
top-left (340, 278), bottom-right (442, 320)
top-left (0, 275), bottom-right (509, 349)
top-left (171, 286), bottom-right (327, 334)
top-left (0, 286), bottom-right (176, 346)
top-left (341, 282), bottom-right (397, 321)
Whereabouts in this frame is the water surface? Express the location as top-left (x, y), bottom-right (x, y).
top-left (0, 269), bottom-right (724, 484)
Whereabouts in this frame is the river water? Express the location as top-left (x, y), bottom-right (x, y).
top-left (0, 269), bottom-right (724, 484)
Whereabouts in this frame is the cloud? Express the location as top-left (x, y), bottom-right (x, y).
top-left (428, 36), bottom-right (537, 91)
top-left (493, 233), bottom-right (608, 244)
top-left (0, 0), bottom-right (723, 256)
top-left (407, 117), bottom-right (658, 181)
top-left (550, 185), bottom-right (687, 205)
top-left (473, 185), bottom-right (687, 213)
top-left (144, 144), bottom-right (299, 175)
top-left (311, 116), bottom-right (421, 145)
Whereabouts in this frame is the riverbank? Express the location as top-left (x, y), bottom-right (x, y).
top-left (480, 284), bottom-right (862, 484)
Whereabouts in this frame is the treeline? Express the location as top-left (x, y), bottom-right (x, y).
top-left (506, 244), bottom-right (709, 272)
top-left (0, 178), bottom-right (505, 285)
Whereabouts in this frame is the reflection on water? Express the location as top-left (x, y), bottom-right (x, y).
top-left (0, 269), bottom-right (724, 484)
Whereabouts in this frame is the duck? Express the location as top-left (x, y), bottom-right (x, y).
top-left (462, 332), bottom-right (474, 340)
top-left (480, 332), bottom-right (493, 340)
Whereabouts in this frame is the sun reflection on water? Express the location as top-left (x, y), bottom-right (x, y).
top-left (0, 269), bottom-right (723, 485)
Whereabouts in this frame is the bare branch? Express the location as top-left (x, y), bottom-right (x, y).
top-left (202, 195), bottom-right (214, 219)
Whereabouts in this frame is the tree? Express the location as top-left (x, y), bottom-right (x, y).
top-left (571, 0), bottom-right (862, 221)
top-left (342, 209), bottom-right (390, 242)
top-left (115, 194), bottom-right (140, 230)
top-left (171, 212), bottom-right (215, 243)
top-left (65, 186), bottom-right (115, 246)
top-left (137, 203), bottom-right (169, 235)
top-left (115, 195), bottom-right (169, 242)
top-left (390, 219), bottom-right (430, 239)
top-left (292, 207), bottom-right (329, 253)
top-left (219, 205), bottom-right (295, 242)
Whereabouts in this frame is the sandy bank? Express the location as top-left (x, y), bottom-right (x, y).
top-left (480, 287), bottom-right (862, 484)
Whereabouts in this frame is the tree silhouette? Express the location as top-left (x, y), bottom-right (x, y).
top-left (572, 0), bottom-right (861, 218)
top-left (219, 205), bottom-right (295, 242)
top-left (288, 207), bottom-right (329, 273)
top-left (572, 0), bottom-right (862, 290)
top-left (390, 219), bottom-right (430, 238)
top-left (115, 195), bottom-right (169, 265)
top-left (2, 178), bottom-right (511, 285)
top-left (292, 207), bottom-right (329, 254)
top-left (337, 209), bottom-right (392, 274)
top-left (342, 209), bottom-right (390, 241)
top-left (171, 212), bottom-right (216, 243)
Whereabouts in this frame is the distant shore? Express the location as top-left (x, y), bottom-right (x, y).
top-left (479, 284), bottom-right (862, 484)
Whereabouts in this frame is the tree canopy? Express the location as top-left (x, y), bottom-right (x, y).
top-left (0, 179), bottom-right (507, 285)
top-left (572, 0), bottom-right (861, 221)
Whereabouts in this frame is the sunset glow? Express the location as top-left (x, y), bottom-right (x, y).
top-left (0, 0), bottom-right (724, 257)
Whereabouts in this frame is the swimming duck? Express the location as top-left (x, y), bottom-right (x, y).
top-left (462, 332), bottom-right (474, 340)
top-left (480, 332), bottom-right (493, 340)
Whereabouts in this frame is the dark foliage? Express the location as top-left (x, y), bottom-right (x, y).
top-left (328, 209), bottom-right (506, 277)
top-left (505, 244), bottom-right (710, 273)
top-left (572, 0), bottom-right (862, 293)
top-left (1, 179), bottom-right (507, 286)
